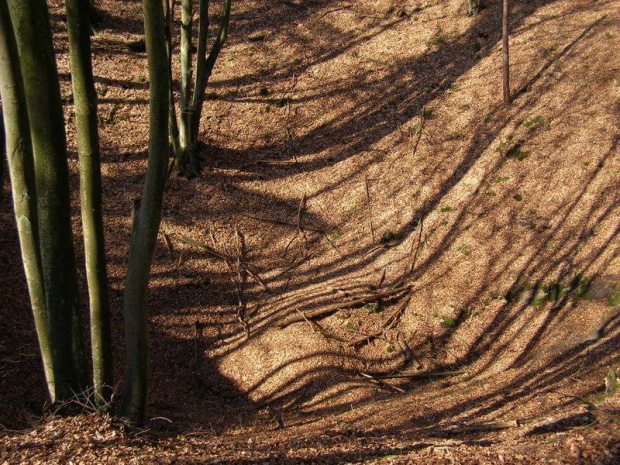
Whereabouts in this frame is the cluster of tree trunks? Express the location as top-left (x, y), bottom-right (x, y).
top-left (0, 0), bottom-right (515, 426)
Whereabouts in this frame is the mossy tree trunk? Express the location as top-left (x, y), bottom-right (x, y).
top-left (7, 0), bottom-right (88, 399)
top-left (0, 0), bottom-right (57, 399)
top-left (65, 0), bottom-right (113, 408)
top-left (170, 0), bottom-right (231, 178)
top-left (121, 0), bottom-right (170, 425)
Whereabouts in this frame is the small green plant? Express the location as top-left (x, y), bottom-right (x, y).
top-left (100, 104), bottom-right (120, 127)
top-left (495, 176), bottom-right (510, 184)
top-left (364, 302), bottom-right (381, 314)
top-left (345, 202), bottom-right (359, 213)
top-left (440, 316), bottom-right (457, 328)
top-left (385, 343), bottom-right (394, 353)
top-left (484, 115), bottom-right (492, 124)
top-left (513, 193), bottom-right (523, 201)
top-left (505, 142), bottom-right (531, 161)
top-left (522, 115), bottom-right (549, 131)
top-left (605, 369), bottom-right (618, 396)
top-left (329, 230), bottom-right (340, 240)
top-left (457, 244), bottom-right (470, 255)
top-left (429, 35), bottom-right (445, 46)
top-left (251, 180), bottom-right (260, 188)
top-left (439, 205), bottom-right (452, 212)
top-left (496, 134), bottom-right (513, 156)
top-left (96, 83), bottom-right (108, 96)
top-left (545, 240), bottom-right (555, 250)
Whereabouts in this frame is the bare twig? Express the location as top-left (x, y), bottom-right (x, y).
top-left (364, 174), bottom-right (375, 245)
top-left (410, 106), bottom-right (426, 158)
top-left (409, 216), bottom-right (424, 274)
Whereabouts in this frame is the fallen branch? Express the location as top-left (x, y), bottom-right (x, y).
top-left (444, 419), bottom-right (519, 434)
top-left (347, 296), bottom-right (411, 347)
top-left (278, 283), bottom-right (412, 328)
top-left (242, 214), bottom-right (325, 233)
top-left (169, 233), bottom-right (270, 292)
top-left (364, 174), bottom-right (375, 245)
top-left (359, 372), bottom-right (406, 393)
top-left (371, 369), bottom-right (466, 379)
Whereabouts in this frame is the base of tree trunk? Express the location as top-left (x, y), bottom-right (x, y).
top-left (176, 146), bottom-right (202, 179)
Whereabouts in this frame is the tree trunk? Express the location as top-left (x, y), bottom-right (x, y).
top-left (121, 0), bottom-right (170, 425)
top-left (171, 0), bottom-right (231, 178)
top-left (0, 111), bottom-right (5, 216)
top-left (190, 0), bottom-right (231, 147)
top-left (502, 0), bottom-right (511, 106)
top-left (65, 0), bottom-right (113, 408)
top-left (0, 0), bottom-right (57, 400)
top-left (8, 0), bottom-right (88, 399)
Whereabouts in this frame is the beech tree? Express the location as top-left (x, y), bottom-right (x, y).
top-left (0, 0), bottom-right (57, 397)
top-left (7, 0), bottom-right (88, 400)
top-left (2, 0), bottom-right (169, 423)
top-left (166, 0), bottom-right (232, 177)
top-left (66, 0), bottom-right (113, 407)
top-left (121, 0), bottom-right (171, 424)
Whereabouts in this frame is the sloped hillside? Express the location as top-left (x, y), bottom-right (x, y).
top-left (1, 0), bottom-right (619, 462)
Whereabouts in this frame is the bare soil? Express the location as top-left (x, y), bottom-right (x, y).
top-left (1, 0), bottom-right (620, 462)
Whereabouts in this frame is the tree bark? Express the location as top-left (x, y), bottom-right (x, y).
top-left (0, 0), bottom-right (57, 400)
top-left (121, 0), bottom-right (170, 425)
top-left (0, 111), bottom-right (5, 216)
top-left (502, 0), bottom-right (511, 106)
top-left (8, 0), bottom-right (88, 399)
top-left (65, 0), bottom-right (113, 408)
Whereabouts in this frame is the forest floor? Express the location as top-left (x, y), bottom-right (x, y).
top-left (1, 0), bottom-right (620, 462)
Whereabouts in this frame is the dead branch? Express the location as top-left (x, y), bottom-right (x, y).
top-left (410, 106), bottom-right (426, 158)
top-left (364, 174), bottom-right (375, 245)
top-left (371, 369), bottom-right (466, 379)
top-left (347, 295), bottom-right (411, 348)
top-left (444, 420), bottom-right (519, 434)
top-left (278, 283), bottom-right (412, 328)
top-left (242, 214), bottom-right (325, 233)
top-left (170, 233), bottom-right (270, 292)
top-left (358, 372), bottom-right (406, 393)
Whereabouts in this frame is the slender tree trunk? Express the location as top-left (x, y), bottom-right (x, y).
top-left (7, 0), bottom-right (88, 399)
top-left (170, 0), bottom-right (231, 177)
top-left (176, 0), bottom-right (195, 176)
top-left (65, 0), bottom-right (113, 408)
top-left (190, 0), bottom-right (231, 146)
top-left (0, 0), bottom-right (57, 400)
top-left (502, 0), bottom-right (511, 106)
top-left (121, 0), bottom-right (169, 425)
top-left (0, 111), bottom-right (5, 215)
top-left (164, 0), bottom-right (182, 159)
